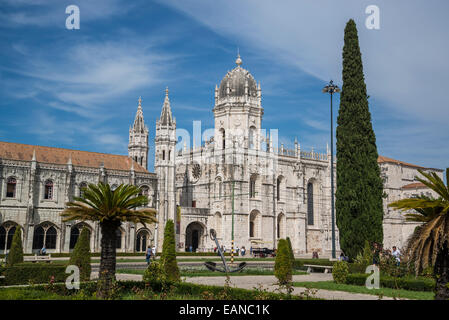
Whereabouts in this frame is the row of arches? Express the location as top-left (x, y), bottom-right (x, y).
top-left (0, 221), bottom-right (153, 253)
top-left (184, 211), bottom-right (287, 252)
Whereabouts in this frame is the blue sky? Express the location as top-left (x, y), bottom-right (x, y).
top-left (0, 0), bottom-right (448, 172)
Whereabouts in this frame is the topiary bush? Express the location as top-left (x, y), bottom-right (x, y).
top-left (69, 228), bottom-right (91, 281)
top-left (161, 219), bottom-right (180, 282)
top-left (6, 228), bottom-right (24, 267)
top-left (274, 239), bottom-right (292, 285)
top-left (332, 261), bottom-right (349, 284)
top-left (5, 263), bottom-right (67, 285)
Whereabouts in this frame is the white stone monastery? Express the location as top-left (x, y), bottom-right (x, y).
top-left (0, 55), bottom-right (443, 256)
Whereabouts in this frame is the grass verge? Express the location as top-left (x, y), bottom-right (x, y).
top-left (293, 281), bottom-right (434, 300)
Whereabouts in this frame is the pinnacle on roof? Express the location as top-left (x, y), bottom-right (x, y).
top-left (159, 87), bottom-right (173, 126)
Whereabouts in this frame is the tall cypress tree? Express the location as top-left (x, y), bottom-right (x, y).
top-left (161, 219), bottom-right (180, 282)
top-left (336, 19), bottom-right (384, 259)
top-left (7, 228), bottom-right (24, 266)
top-left (69, 228), bottom-right (91, 281)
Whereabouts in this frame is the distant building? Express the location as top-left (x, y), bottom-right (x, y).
top-left (0, 55), bottom-right (443, 255)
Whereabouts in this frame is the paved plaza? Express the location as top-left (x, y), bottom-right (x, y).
top-left (89, 272), bottom-right (402, 300)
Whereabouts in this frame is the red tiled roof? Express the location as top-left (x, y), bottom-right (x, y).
top-left (0, 141), bottom-right (148, 173)
top-left (377, 155), bottom-right (425, 169)
top-left (402, 182), bottom-right (427, 190)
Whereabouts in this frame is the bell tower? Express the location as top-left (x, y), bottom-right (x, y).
top-left (213, 54), bottom-right (263, 150)
top-left (154, 87), bottom-right (177, 251)
top-left (128, 97), bottom-right (149, 169)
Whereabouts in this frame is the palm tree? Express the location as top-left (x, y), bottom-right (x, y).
top-left (389, 168), bottom-right (449, 300)
top-left (61, 182), bottom-right (157, 298)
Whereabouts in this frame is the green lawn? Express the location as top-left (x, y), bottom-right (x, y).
top-left (293, 281), bottom-right (434, 300)
top-left (117, 268), bottom-right (307, 277)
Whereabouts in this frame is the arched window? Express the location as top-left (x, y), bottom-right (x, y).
top-left (215, 178), bottom-right (223, 199)
top-left (0, 224), bottom-right (17, 251)
top-left (32, 226), bottom-right (45, 250)
top-left (6, 177), bottom-right (16, 198)
top-left (69, 226), bottom-right (80, 249)
top-left (222, 129), bottom-right (226, 150)
top-left (32, 224), bottom-right (58, 250)
top-left (276, 178), bottom-right (281, 201)
top-left (45, 226), bottom-right (57, 249)
top-left (79, 182), bottom-right (88, 197)
top-left (249, 175), bottom-right (256, 198)
top-left (162, 150), bottom-right (165, 161)
top-left (116, 229), bottom-right (122, 249)
top-left (249, 211), bottom-right (259, 238)
top-left (277, 214), bottom-right (285, 239)
top-left (169, 150), bottom-right (171, 161)
top-left (136, 229), bottom-right (151, 252)
top-left (307, 182), bottom-right (314, 225)
top-left (249, 126), bottom-right (256, 149)
top-left (69, 224), bottom-right (91, 249)
top-left (44, 180), bottom-right (53, 200)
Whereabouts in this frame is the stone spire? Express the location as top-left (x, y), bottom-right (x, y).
top-left (128, 96), bottom-right (149, 169)
top-left (133, 96), bottom-right (146, 133)
top-left (159, 87), bottom-right (173, 125)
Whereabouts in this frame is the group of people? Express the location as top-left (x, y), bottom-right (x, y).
top-left (338, 243), bottom-right (402, 266)
top-left (373, 242), bottom-right (401, 266)
top-left (145, 245), bottom-right (156, 265)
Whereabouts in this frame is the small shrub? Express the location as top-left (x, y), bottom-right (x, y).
top-left (333, 261), bottom-right (349, 284)
top-left (274, 239), bottom-right (292, 285)
top-left (69, 228), bottom-right (91, 281)
top-left (143, 261), bottom-right (166, 283)
top-left (6, 228), bottom-right (24, 267)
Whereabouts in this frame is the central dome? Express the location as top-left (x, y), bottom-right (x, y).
top-left (218, 54), bottom-right (258, 99)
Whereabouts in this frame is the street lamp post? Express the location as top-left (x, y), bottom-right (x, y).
top-left (322, 80), bottom-right (340, 259)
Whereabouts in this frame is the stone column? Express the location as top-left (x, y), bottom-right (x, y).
top-left (63, 223), bottom-right (71, 252)
top-left (25, 223), bottom-right (34, 254)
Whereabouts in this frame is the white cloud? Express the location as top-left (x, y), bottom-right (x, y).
top-left (0, 0), bottom-right (130, 28)
top-left (159, 0), bottom-right (449, 169)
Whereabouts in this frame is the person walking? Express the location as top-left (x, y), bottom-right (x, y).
top-left (145, 245), bottom-right (152, 265)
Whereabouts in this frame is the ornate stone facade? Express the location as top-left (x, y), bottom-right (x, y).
top-left (0, 55), bottom-right (443, 256)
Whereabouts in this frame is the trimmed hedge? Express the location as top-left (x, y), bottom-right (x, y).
top-left (1, 252), bottom-right (231, 258)
top-left (4, 263), bottom-right (68, 286)
top-left (21, 280), bottom-right (311, 300)
top-left (294, 259), bottom-right (334, 269)
top-left (345, 273), bottom-right (435, 292)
